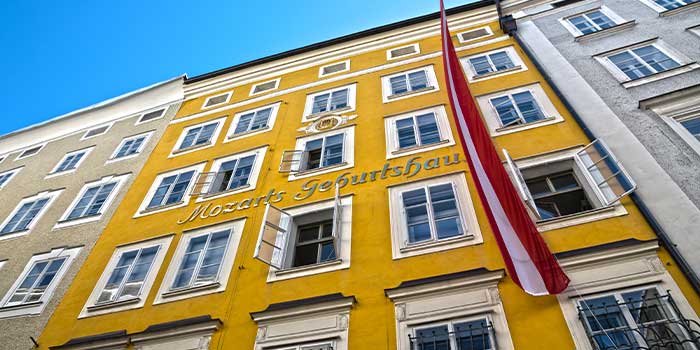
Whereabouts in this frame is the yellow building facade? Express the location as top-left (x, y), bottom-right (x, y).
top-left (37, 2), bottom-right (700, 350)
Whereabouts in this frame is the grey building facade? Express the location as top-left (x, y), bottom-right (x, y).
top-left (501, 0), bottom-right (700, 280)
top-left (0, 77), bottom-right (182, 349)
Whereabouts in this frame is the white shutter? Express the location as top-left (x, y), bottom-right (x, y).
top-left (503, 149), bottom-right (541, 219)
top-left (254, 203), bottom-right (292, 269)
top-left (190, 172), bottom-right (216, 196)
top-left (279, 150), bottom-right (305, 173)
top-left (575, 139), bottom-right (636, 206)
top-left (332, 185), bottom-right (343, 258)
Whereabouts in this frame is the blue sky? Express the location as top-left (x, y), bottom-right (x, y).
top-left (0, 0), bottom-right (474, 135)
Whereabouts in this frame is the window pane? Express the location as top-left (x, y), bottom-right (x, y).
top-left (165, 171), bottom-right (194, 205)
top-left (319, 242), bottom-right (336, 261)
top-left (491, 96), bottom-right (520, 126)
top-left (234, 113), bottom-right (254, 134)
top-left (489, 51), bottom-right (514, 71)
top-left (609, 51), bottom-right (653, 80)
top-left (322, 134), bottom-right (344, 167)
top-left (455, 319), bottom-right (492, 350)
top-left (250, 108), bottom-right (272, 130)
top-left (632, 45), bottom-right (680, 73)
top-left (148, 175), bottom-right (177, 208)
top-left (569, 15), bottom-right (597, 34)
top-left (403, 189), bottom-right (432, 243)
top-left (312, 93), bottom-right (330, 114)
top-left (680, 117), bottom-right (700, 139)
top-left (512, 92), bottom-right (545, 123)
top-left (469, 56), bottom-right (493, 75)
top-left (587, 10), bottom-right (615, 30)
top-left (180, 127), bottom-right (200, 148)
top-left (430, 184), bottom-right (462, 239)
top-left (408, 70), bottom-right (429, 90)
top-left (390, 75), bottom-right (409, 95)
top-left (195, 123), bottom-right (218, 145)
top-left (654, 0), bottom-right (686, 10)
top-left (415, 325), bottom-right (450, 350)
top-left (298, 226), bottom-right (320, 243)
top-left (416, 113), bottom-right (441, 145)
top-left (68, 186), bottom-right (100, 219)
top-left (549, 173), bottom-right (579, 191)
top-left (293, 244), bottom-right (319, 267)
top-left (329, 89), bottom-right (348, 110)
top-left (85, 183), bottom-right (116, 216)
top-left (396, 118), bottom-right (417, 149)
top-left (580, 295), bottom-right (637, 349)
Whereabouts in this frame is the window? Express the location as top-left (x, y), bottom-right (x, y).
top-left (137, 163), bottom-right (205, 216)
top-left (57, 175), bottom-right (128, 228)
top-left (470, 51), bottom-right (515, 75)
top-left (410, 318), bottom-right (496, 350)
top-left (382, 66), bottom-right (439, 102)
top-left (476, 84), bottom-right (563, 135)
top-left (648, 0), bottom-right (699, 10)
top-left (279, 127), bottom-right (355, 178)
top-left (49, 147), bottom-right (92, 175)
top-left (254, 191), bottom-right (351, 281)
top-left (503, 141), bottom-right (635, 226)
top-left (172, 118), bottom-right (225, 154)
top-left (82, 125), bottom-right (110, 139)
top-left (191, 146), bottom-right (266, 199)
top-left (272, 343), bottom-right (334, 350)
top-left (16, 145), bottom-right (43, 160)
top-left (250, 79), bottom-right (280, 96)
top-left (608, 44), bottom-right (680, 80)
top-left (387, 43), bottom-right (420, 60)
top-left (0, 167), bottom-right (22, 190)
top-left (679, 116), bottom-right (700, 140)
top-left (384, 106), bottom-right (455, 159)
top-left (565, 9), bottom-right (618, 35)
top-left (319, 60), bottom-right (350, 77)
top-left (457, 26), bottom-right (493, 43)
top-left (303, 84), bottom-right (357, 121)
top-left (110, 132), bottom-right (153, 161)
top-left (137, 108), bottom-right (166, 124)
top-left (0, 190), bottom-right (61, 239)
top-left (202, 92), bottom-right (232, 109)
top-left (82, 236), bottom-right (171, 317)
top-left (227, 103), bottom-right (280, 140)
top-left (388, 173), bottom-right (481, 259)
top-left (0, 247), bottom-right (80, 318)
top-left (462, 47), bottom-right (528, 82)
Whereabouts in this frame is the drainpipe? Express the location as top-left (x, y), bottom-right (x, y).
top-left (494, 2), bottom-right (700, 294)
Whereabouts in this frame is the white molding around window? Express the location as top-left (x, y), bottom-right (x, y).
top-left (302, 83), bottom-right (357, 122)
top-left (54, 174), bottom-right (130, 230)
top-left (15, 144), bottom-right (46, 161)
top-left (80, 235), bottom-right (172, 318)
top-left (135, 108), bottom-right (167, 125)
top-left (386, 269), bottom-right (513, 350)
top-left (107, 131), bottom-right (155, 163)
top-left (387, 173), bottom-right (482, 260)
top-left (476, 83), bottom-right (564, 136)
top-left (559, 6), bottom-right (629, 38)
top-left (154, 218), bottom-right (245, 305)
top-left (201, 91), bottom-right (232, 110)
top-left (381, 65), bottom-right (440, 103)
top-left (249, 78), bottom-right (281, 96)
top-left (288, 126), bottom-right (355, 181)
top-left (638, 0), bottom-right (700, 15)
top-left (457, 26), bottom-right (494, 44)
top-left (689, 24), bottom-right (700, 38)
top-left (225, 102), bottom-right (281, 142)
top-left (0, 189), bottom-right (63, 241)
top-left (640, 85), bottom-right (700, 156)
top-left (556, 240), bottom-right (700, 350)
top-left (135, 162), bottom-right (207, 218)
top-left (169, 117), bottom-right (226, 157)
top-left (0, 166), bottom-right (23, 190)
top-left (0, 246), bottom-right (81, 319)
top-left (387, 43), bottom-right (421, 60)
top-left (384, 105), bottom-right (455, 159)
top-left (81, 123), bottom-right (113, 141)
top-left (194, 146), bottom-right (268, 203)
top-left (319, 60), bottom-right (350, 78)
top-left (46, 146), bottom-right (94, 178)
top-left (461, 46), bottom-right (528, 82)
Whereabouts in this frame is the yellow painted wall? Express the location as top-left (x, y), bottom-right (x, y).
top-left (38, 17), bottom-right (699, 350)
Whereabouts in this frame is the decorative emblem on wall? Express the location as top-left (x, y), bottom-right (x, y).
top-left (299, 113), bottom-right (357, 134)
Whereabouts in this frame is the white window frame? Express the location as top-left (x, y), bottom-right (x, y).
top-left (381, 65), bottom-right (440, 103)
top-left (287, 126), bottom-right (355, 181)
top-left (54, 174), bottom-right (130, 229)
top-left (386, 43), bottom-right (420, 60)
top-left (0, 189), bottom-right (63, 241)
top-left (318, 60), bottom-right (350, 78)
top-left (384, 105), bottom-right (455, 159)
top-left (201, 91), bottom-right (232, 110)
top-left (408, 315), bottom-right (498, 350)
top-left (169, 117), bottom-right (226, 157)
top-left (461, 46), bottom-right (528, 82)
top-left (194, 145), bottom-right (268, 202)
top-left (46, 146), bottom-right (94, 178)
top-left (0, 166), bottom-right (23, 190)
top-left (258, 195), bottom-right (353, 282)
top-left (249, 78), bottom-right (281, 96)
top-left (387, 173), bottom-right (482, 260)
top-left (225, 102), bottom-right (281, 142)
top-left (457, 26), bottom-right (494, 44)
top-left (15, 144), bottom-right (46, 161)
top-left (107, 131), bottom-right (154, 163)
top-left (476, 83), bottom-right (564, 136)
top-left (135, 108), bottom-right (167, 125)
top-left (80, 235), bottom-right (172, 318)
top-left (638, 0), bottom-right (700, 13)
top-left (0, 247), bottom-right (81, 319)
top-left (595, 40), bottom-right (696, 88)
top-left (302, 83), bottom-right (357, 122)
top-left (81, 123), bottom-right (113, 140)
top-left (154, 218), bottom-right (245, 305)
top-left (135, 162), bottom-right (206, 218)
top-left (559, 6), bottom-right (627, 37)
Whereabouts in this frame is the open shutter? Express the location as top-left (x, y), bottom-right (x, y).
top-left (575, 139), bottom-right (636, 207)
top-left (254, 203), bottom-right (291, 269)
top-left (190, 172), bottom-right (216, 196)
top-left (331, 185), bottom-right (343, 258)
top-left (503, 149), bottom-right (541, 219)
top-left (279, 150), bottom-right (305, 173)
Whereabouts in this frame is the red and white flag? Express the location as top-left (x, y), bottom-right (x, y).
top-left (439, 0), bottom-right (569, 295)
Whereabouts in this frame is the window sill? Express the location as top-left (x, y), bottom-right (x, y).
top-left (0, 229), bottom-right (29, 237)
top-left (171, 142), bottom-right (212, 155)
top-left (387, 86), bottom-right (436, 100)
top-left (293, 162), bottom-right (349, 176)
top-left (200, 184), bottom-right (251, 199)
top-left (391, 140), bottom-right (450, 156)
top-left (621, 63), bottom-right (700, 88)
top-left (161, 282), bottom-right (221, 298)
top-left (473, 66), bottom-right (523, 80)
top-left (495, 116), bottom-right (557, 133)
top-left (274, 259), bottom-right (343, 276)
top-left (0, 301), bottom-right (43, 312)
top-left (227, 126), bottom-right (270, 140)
top-left (659, 2), bottom-right (700, 16)
top-left (141, 201), bottom-right (185, 214)
top-left (54, 213), bottom-right (103, 230)
top-left (304, 106), bottom-right (353, 121)
top-left (574, 21), bottom-right (636, 42)
top-left (57, 213), bottom-right (102, 224)
top-left (400, 234), bottom-right (475, 253)
top-left (536, 205), bottom-right (627, 232)
top-left (87, 297), bottom-right (140, 312)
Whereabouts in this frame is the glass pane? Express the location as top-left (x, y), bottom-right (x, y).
top-left (569, 15), bottom-right (597, 34)
top-left (293, 244), bottom-right (319, 267)
top-left (86, 182), bottom-right (116, 216)
top-left (390, 75), bottom-right (409, 95)
top-left (312, 93), bottom-right (330, 114)
top-left (126, 247), bottom-right (158, 283)
top-left (455, 319), bottom-right (492, 350)
top-left (491, 96), bottom-right (520, 126)
top-left (633, 45), bottom-right (680, 73)
top-left (298, 225), bottom-right (320, 242)
top-left (319, 241), bottom-right (336, 261)
top-left (180, 127), bottom-right (200, 148)
top-left (322, 134), bottom-right (344, 167)
top-left (229, 155), bottom-right (255, 189)
top-left (416, 113), bottom-right (441, 145)
top-left (549, 173), bottom-right (579, 191)
top-left (415, 325), bottom-right (450, 350)
top-left (587, 11), bottom-right (615, 30)
top-left (396, 118), bottom-right (417, 149)
top-left (195, 123), bottom-right (217, 145)
top-left (680, 117), bottom-right (700, 139)
top-left (609, 51), bottom-right (653, 80)
top-left (408, 70), bottom-right (429, 90)
top-left (580, 295), bottom-right (637, 349)
top-left (234, 113), bottom-right (254, 134)
top-left (512, 92), bottom-right (545, 123)
top-left (250, 108), bottom-right (272, 130)
top-left (526, 178), bottom-right (551, 197)
top-left (469, 56), bottom-right (493, 75)
top-left (329, 89), bottom-right (348, 110)
top-left (165, 171), bottom-right (194, 205)
top-left (172, 268), bottom-right (195, 288)
top-left (489, 51), bottom-right (515, 71)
